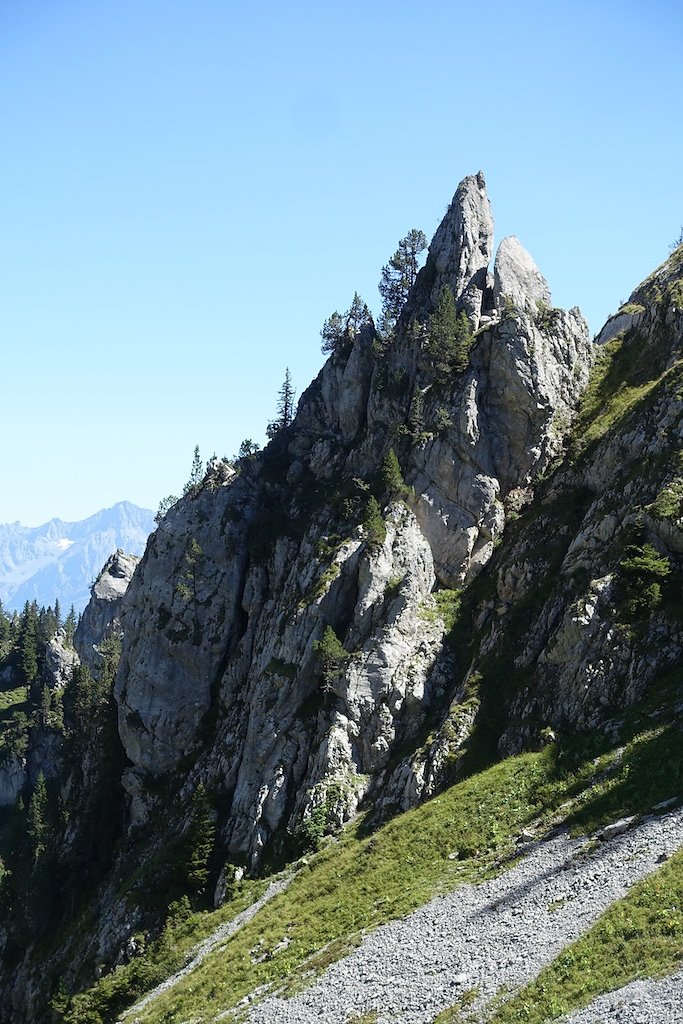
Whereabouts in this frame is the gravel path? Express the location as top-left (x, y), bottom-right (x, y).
top-left (237, 807), bottom-right (683, 1024)
top-left (562, 969), bottom-right (683, 1023)
top-left (120, 874), bottom-right (294, 1020)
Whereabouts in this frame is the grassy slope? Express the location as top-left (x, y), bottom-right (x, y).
top-left (60, 674), bottom-right (683, 1024)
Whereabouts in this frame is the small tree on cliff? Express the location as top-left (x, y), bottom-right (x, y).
top-left (378, 228), bottom-right (427, 336)
top-left (183, 445), bottom-right (204, 498)
top-left (423, 284), bottom-right (472, 378)
top-left (183, 784), bottom-right (216, 899)
top-left (314, 625), bottom-right (347, 691)
top-left (381, 448), bottom-right (409, 502)
top-left (320, 292), bottom-right (374, 355)
top-left (267, 368), bottom-right (296, 438)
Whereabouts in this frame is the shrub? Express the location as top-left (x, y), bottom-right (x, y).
top-left (617, 542), bottom-right (671, 615)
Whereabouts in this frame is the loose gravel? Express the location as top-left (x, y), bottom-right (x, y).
top-left (236, 807), bottom-right (683, 1024)
top-left (563, 968), bottom-right (683, 1023)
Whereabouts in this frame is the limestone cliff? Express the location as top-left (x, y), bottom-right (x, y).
top-left (115, 172), bottom-right (591, 864)
top-left (5, 175), bottom-right (681, 1024)
top-left (385, 243), bottom-right (683, 808)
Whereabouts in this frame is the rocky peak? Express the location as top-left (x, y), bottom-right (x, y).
top-left (492, 235), bottom-right (552, 314)
top-left (111, 173), bottom-right (594, 864)
top-left (75, 548), bottom-right (139, 674)
top-left (427, 170), bottom-right (494, 326)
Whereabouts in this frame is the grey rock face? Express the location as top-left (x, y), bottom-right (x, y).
top-left (428, 170), bottom-right (494, 326)
top-left (43, 631), bottom-right (80, 690)
top-left (493, 235), bottom-right (552, 314)
top-left (408, 302), bottom-right (591, 587)
top-left (385, 246), bottom-right (683, 805)
top-left (75, 549), bottom-right (139, 675)
top-left (0, 753), bottom-right (26, 807)
top-left (111, 171), bottom-right (594, 861)
top-left (115, 481), bottom-right (253, 781)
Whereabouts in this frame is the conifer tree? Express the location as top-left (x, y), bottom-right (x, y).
top-left (378, 229), bottom-right (427, 336)
top-left (321, 293), bottom-right (373, 355)
top-left (0, 600), bottom-right (11, 657)
top-left (177, 538), bottom-right (204, 643)
top-left (27, 773), bottom-right (49, 869)
top-left (64, 606), bottom-right (77, 645)
top-left (184, 784), bottom-right (215, 897)
top-left (155, 494), bottom-right (179, 523)
top-left (409, 389), bottom-right (425, 435)
top-left (20, 601), bottom-right (39, 685)
top-left (266, 368), bottom-right (296, 438)
top-left (381, 448), bottom-right (408, 501)
top-left (363, 496), bottom-right (387, 549)
top-left (423, 285), bottom-right (472, 379)
top-left (183, 445), bottom-right (204, 497)
top-left (313, 625), bottom-right (347, 691)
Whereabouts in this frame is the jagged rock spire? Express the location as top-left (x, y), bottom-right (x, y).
top-left (428, 170), bottom-right (494, 326)
top-left (493, 235), bottom-right (551, 314)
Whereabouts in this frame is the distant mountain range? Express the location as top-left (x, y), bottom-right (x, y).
top-left (0, 501), bottom-right (155, 613)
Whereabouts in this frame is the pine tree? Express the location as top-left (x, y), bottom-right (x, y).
top-left (313, 625), bottom-right (347, 691)
top-left (423, 285), bottom-right (472, 379)
top-left (68, 663), bottom-right (96, 728)
top-left (27, 774), bottom-right (49, 869)
top-left (237, 439), bottom-right (260, 460)
top-left (176, 538), bottom-right (204, 643)
top-left (155, 494), bottom-right (179, 523)
top-left (320, 310), bottom-right (345, 354)
top-left (183, 445), bottom-right (204, 497)
top-left (378, 229), bottom-right (427, 336)
top-left (0, 600), bottom-right (11, 658)
top-left (184, 785), bottom-right (215, 897)
top-left (22, 772), bottom-right (59, 933)
top-left (409, 390), bottom-right (425, 435)
top-left (64, 606), bottom-right (77, 645)
top-left (321, 293), bottom-right (373, 356)
top-left (363, 496), bottom-right (387, 550)
top-left (20, 601), bottom-right (39, 685)
top-left (381, 448), bottom-right (408, 501)
top-left (266, 368), bottom-right (296, 438)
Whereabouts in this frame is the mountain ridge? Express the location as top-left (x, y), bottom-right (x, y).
top-left (0, 501), bottom-right (155, 613)
top-left (0, 174), bottom-right (682, 1023)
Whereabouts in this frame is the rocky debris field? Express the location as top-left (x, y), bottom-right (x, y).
top-left (235, 807), bottom-right (683, 1024)
top-left (564, 968), bottom-right (683, 1023)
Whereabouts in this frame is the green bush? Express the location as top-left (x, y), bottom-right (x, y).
top-left (617, 542), bottom-right (671, 615)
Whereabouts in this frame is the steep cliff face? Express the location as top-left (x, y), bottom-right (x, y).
top-left (115, 172), bottom-right (591, 864)
top-left (2, 177), bottom-right (683, 1024)
top-left (385, 243), bottom-right (683, 808)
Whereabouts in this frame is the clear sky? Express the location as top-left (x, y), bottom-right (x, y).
top-left (1, 0), bottom-right (681, 526)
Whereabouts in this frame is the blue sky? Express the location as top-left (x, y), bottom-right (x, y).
top-left (1, 0), bottom-right (681, 526)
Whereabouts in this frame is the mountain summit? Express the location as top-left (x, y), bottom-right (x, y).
top-left (1, 175), bottom-right (682, 1024)
top-left (0, 501), bottom-right (155, 612)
